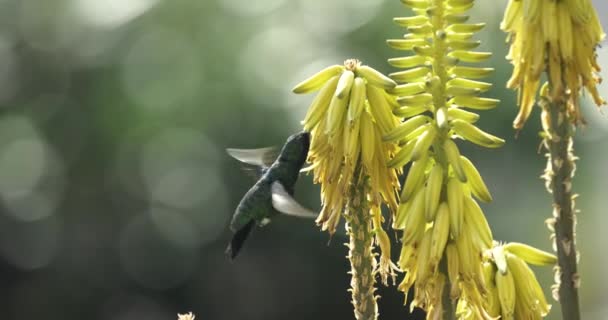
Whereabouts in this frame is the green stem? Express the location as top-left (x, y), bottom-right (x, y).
top-left (440, 256), bottom-right (456, 320)
top-left (347, 162), bottom-right (377, 320)
top-left (543, 98), bottom-right (581, 320)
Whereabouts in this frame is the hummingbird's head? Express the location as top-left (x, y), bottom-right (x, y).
top-left (278, 131), bottom-right (310, 164)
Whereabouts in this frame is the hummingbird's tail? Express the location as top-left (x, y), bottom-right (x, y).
top-left (225, 220), bottom-right (255, 260)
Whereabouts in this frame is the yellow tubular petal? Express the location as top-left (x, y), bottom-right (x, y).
top-left (506, 253), bottom-right (551, 316)
top-left (463, 196), bottom-right (493, 249)
top-left (397, 93), bottom-right (434, 106)
top-left (450, 96), bottom-right (500, 110)
top-left (387, 39), bottom-right (428, 51)
top-left (411, 125), bottom-right (437, 161)
top-left (447, 23), bottom-right (485, 33)
top-left (447, 177), bottom-right (464, 238)
top-left (443, 139), bottom-right (467, 182)
top-left (500, 0), bottom-right (521, 30)
top-left (567, 0), bottom-right (591, 24)
top-left (384, 90), bottom-right (401, 109)
top-left (495, 269), bottom-right (516, 319)
top-left (293, 65), bottom-right (344, 94)
top-left (451, 119), bottom-right (505, 148)
top-left (459, 155), bottom-right (492, 202)
top-left (387, 139), bottom-right (416, 168)
top-left (449, 66), bottom-right (494, 79)
top-left (425, 163), bottom-right (444, 222)
top-left (302, 75), bottom-right (340, 131)
top-left (447, 1), bottom-right (474, 14)
top-left (405, 123), bottom-right (430, 141)
top-left (393, 15), bottom-right (429, 27)
top-left (403, 190), bottom-right (427, 244)
top-left (335, 70), bottom-right (355, 99)
top-left (448, 50), bottom-right (492, 62)
top-left (356, 65), bottom-right (398, 89)
top-left (448, 0), bottom-right (473, 6)
top-left (416, 229), bottom-right (434, 285)
top-left (503, 242), bottom-right (557, 266)
top-left (367, 84), bottom-right (397, 134)
top-left (401, 152), bottom-right (429, 202)
top-left (390, 67), bottom-right (431, 83)
top-left (557, 2), bottom-right (574, 61)
top-left (446, 86), bottom-right (480, 96)
top-left (388, 55), bottom-right (429, 68)
top-left (360, 112), bottom-right (376, 169)
top-left (412, 45), bottom-right (434, 56)
top-left (347, 77), bottom-right (367, 124)
top-left (401, 0), bottom-right (430, 10)
top-left (394, 105), bottom-right (428, 118)
top-left (344, 117), bottom-right (361, 163)
top-left (447, 32), bottom-right (475, 41)
top-left (542, 0), bottom-right (558, 43)
top-left (408, 24), bottom-right (433, 35)
top-left (448, 107), bottom-right (480, 123)
top-left (383, 115), bottom-right (430, 142)
top-left (325, 91), bottom-right (350, 135)
top-left (447, 40), bottom-right (481, 50)
top-left (390, 82), bottom-right (427, 96)
top-left (394, 198), bottom-right (412, 230)
top-left (446, 13), bottom-right (470, 24)
top-left (429, 203), bottom-right (450, 265)
top-left (455, 222), bottom-right (474, 277)
top-left (447, 78), bottom-right (492, 92)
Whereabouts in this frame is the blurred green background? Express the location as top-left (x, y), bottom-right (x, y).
top-left (0, 0), bottom-right (606, 319)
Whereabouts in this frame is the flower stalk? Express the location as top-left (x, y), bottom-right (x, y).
top-left (347, 165), bottom-right (377, 320)
top-left (541, 91), bottom-right (581, 320)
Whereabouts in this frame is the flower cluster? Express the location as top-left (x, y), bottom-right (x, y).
top-left (502, 0), bottom-right (606, 129)
top-left (465, 243), bottom-right (556, 320)
top-left (293, 59), bottom-right (402, 280)
top-left (387, 0), bottom-right (504, 317)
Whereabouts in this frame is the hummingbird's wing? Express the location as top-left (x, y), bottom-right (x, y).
top-left (226, 147), bottom-right (278, 167)
top-left (226, 147), bottom-right (279, 179)
top-left (271, 181), bottom-right (317, 219)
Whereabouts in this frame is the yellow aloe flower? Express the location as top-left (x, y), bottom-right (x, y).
top-left (293, 59), bottom-right (401, 235)
top-left (293, 59), bottom-right (402, 319)
top-left (476, 243), bottom-right (557, 320)
top-left (388, 0), bottom-right (506, 318)
top-left (502, 0), bottom-right (606, 129)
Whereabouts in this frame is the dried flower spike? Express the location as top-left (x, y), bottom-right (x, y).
top-left (502, 0), bottom-right (606, 129)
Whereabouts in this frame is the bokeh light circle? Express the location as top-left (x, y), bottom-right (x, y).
top-left (297, 0), bottom-right (386, 37)
top-left (121, 28), bottom-right (203, 110)
top-left (72, 0), bottom-right (160, 29)
top-left (0, 215), bottom-right (61, 270)
top-left (119, 214), bottom-right (199, 290)
top-left (140, 128), bottom-right (229, 248)
top-left (0, 116), bottom-right (65, 222)
top-left (218, 0), bottom-right (287, 17)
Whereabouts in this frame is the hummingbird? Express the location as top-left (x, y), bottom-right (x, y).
top-left (225, 131), bottom-right (317, 260)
